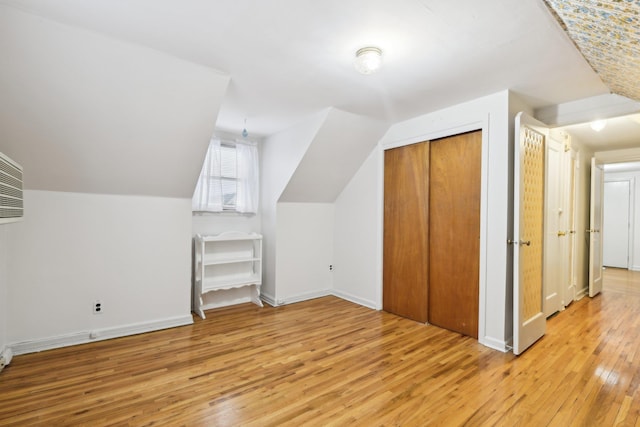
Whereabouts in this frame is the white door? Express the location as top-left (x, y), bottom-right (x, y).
top-left (603, 180), bottom-right (630, 268)
top-left (589, 157), bottom-right (605, 297)
top-left (543, 137), bottom-right (564, 317)
top-left (564, 149), bottom-right (579, 304)
top-left (513, 112), bottom-right (546, 355)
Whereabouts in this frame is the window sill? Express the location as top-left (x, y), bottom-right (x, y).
top-left (193, 211), bottom-right (256, 217)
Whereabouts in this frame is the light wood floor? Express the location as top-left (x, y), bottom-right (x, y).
top-left (2, 276), bottom-right (640, 426)
top-left (604, 267), bottom-right (640, 296)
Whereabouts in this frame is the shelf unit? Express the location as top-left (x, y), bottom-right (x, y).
top-left (193, 232), bottom-right (263, 319)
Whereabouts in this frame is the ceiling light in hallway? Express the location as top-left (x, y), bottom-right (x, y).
top-left (590, 120), bottom-right (607, 132)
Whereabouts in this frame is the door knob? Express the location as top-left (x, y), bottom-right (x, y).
top-left (557, 231), bottom-right (566, 237)
top-left (520, 240), bottom-right (531, 246)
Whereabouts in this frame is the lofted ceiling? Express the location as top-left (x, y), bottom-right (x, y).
top-left (0, 0), bottom-right (611, 137)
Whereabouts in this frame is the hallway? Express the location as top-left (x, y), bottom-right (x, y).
top-left (603, 267), bottom-right (640, 296)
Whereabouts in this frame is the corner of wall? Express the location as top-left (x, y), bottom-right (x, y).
top-left (260, 111), bottom-right (330, 300)
top-left (0, 226), bottom-right (8, 368)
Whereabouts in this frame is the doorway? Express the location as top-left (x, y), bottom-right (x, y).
top-left (383, 130), bottom-right (481, 338)
top-left (556, 115), bottom-right (640, 299)
top-left (603, 180), bottom-right (631, 269)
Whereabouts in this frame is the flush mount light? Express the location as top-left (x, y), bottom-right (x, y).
top-left (590, 120), bottom-right (607, 132)
top-left (354, 46), bottom-right (383, 75)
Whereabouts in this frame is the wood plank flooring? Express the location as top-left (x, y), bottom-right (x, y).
top-left (2, 277), bottom-right (640, 426)
top-left (603, 267), bottom-right (640, 296)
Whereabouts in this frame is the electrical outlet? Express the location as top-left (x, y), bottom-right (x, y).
top-left (329, 264), bottom-right (333, 271)
top-left (93, 300), bottom-right (103, 314)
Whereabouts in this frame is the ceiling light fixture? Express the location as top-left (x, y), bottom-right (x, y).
top-left (590, 120), bottom-right (607, 132)
top-left (354, 46), bottom-right (383, 75)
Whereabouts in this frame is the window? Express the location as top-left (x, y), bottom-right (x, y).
top-left (192, 138), bottom-right (259, 213)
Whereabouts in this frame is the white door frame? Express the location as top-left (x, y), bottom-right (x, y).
top-left (543, 136), bottom-right (564, 317)
top-left (565, 148), bottom-right (579, 305)
top-left (589, 157), bottom-right (605, 297)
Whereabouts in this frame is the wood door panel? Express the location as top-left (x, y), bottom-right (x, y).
top-left (428, 131), bottom-right (481, 338)
top-left (383, 142), bottom-right (429, 322)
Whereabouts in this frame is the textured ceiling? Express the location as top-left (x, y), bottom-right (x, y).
top-left (544, 0), bottom-right (640, 102)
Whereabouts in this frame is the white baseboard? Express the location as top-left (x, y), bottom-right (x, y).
top-left (480, 336), bottom-right (510, 353)
top-left (10, 315), bottom-right (193, 356)
top-left (262, 290), bottom-right (369, 308)
top-left (575, 287), bottom-right (588, 300)
top-left (275, 289), bottom-right (332, 306)
top-left (0, 347), bottom-right (13, 371)
top-left (261, 292), bottom-right (276, 307)
top-left (331, 289), bottom-right (378, 310)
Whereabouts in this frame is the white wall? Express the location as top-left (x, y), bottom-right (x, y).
top-left (275, 203), bottom-right (334, 304)
top-left (260, 111), bottom-right (327, 301)
top-left (334, 90), bottom-right (512, 351)
top-left (7, 190), bottom-right (193, 354)
top-left (333, 147), bottom-right (381, 309)
top-left (0, 226), bottom-right (8, 359)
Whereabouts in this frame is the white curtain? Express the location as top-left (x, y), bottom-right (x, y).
top-left (192, 138), bottom-right (258, 214)
top-left (192, 138), bottom-right (223, 212)
top-left (235, 142), bottom-right (259, 213)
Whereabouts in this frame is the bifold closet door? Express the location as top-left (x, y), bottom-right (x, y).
top-left (428, 131), bottom-right (481, 338)
top-left (383, 142), bottom-right (430, 323)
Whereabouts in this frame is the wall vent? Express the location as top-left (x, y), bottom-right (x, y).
top-left (0, 152), bottom-right (23, 224)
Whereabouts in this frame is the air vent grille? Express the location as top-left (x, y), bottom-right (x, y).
top-left (0, 152), bottom-right (23, 223)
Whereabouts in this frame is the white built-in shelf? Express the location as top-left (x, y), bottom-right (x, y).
top-left (193, 232), bottom-right (263, 319)
top-left (199, 254), bottom-right (261, 266)
top-left (201, 274), bottom-right (262, 291)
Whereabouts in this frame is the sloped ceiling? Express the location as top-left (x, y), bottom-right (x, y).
top-left (1, 0), bottom-right (633, 198)
top-left (0, 0), bottom-right (609, 137)
top-left (279, 109), bottom-right (389, 203)
top-left (544, 0), bottom-right (640, 102)
top-left (0, 6), bottom-right (230, 197)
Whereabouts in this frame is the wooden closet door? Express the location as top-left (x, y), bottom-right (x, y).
top-left (383, 142), bottom-right (430, 322)
top-left (428, 131), bottom-right (481, 338)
